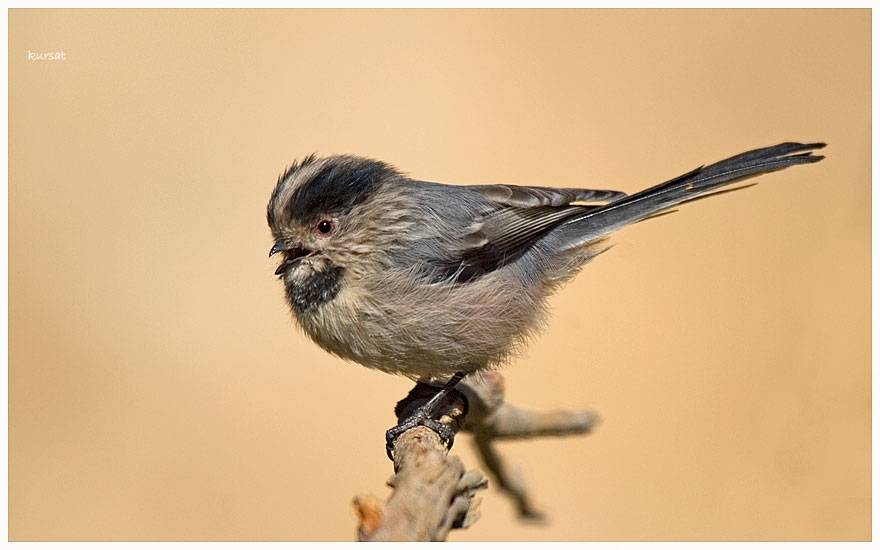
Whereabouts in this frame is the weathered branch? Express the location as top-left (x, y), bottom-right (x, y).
top-left (354, 387), bottom-right (486, 541)
top-left (352, 372), bottom-right (600, 540)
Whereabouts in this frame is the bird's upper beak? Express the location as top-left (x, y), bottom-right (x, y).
top-left (269, 240), bottom-right (290, 258)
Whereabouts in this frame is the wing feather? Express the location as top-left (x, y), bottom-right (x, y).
top-left (468, 184), bottom-right (626, 207)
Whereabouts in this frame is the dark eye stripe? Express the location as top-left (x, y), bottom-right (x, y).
top-left (286, 157), bottom-right (395, 223)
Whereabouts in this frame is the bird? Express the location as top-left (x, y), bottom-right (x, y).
top-left (267, 142), bottom-right (826, 457)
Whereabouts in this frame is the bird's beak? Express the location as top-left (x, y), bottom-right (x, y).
top-left (269, 240), bottom-right (289, 257)
top-left (270, 240), bottom-right (311, 276)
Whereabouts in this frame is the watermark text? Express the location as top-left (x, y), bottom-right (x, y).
top-left (28, 50), bottom-right (66, 61)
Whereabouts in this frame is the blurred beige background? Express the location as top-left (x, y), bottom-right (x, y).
top-left (9, 9), bottom-right (869, 542)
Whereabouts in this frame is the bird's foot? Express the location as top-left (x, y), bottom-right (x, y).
top-left (385, 372), bottom-right (468, 460)
top-left (385, 413), bottom-right (456, 460)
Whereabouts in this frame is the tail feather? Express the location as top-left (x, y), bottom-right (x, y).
top-left (548, 142), bottom-right (826, 251)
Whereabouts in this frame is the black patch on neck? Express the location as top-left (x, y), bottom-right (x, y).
top-left (286, 157), bottom-right (395, 224)
top-left (285, 263), bottom-right (345, 315)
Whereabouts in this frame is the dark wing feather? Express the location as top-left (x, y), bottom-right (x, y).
top-left (427, 205), bottom-right (590, 283)
top-left (426, 183), bottom-right (628, 283)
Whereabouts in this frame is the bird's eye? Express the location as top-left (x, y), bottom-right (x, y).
top-left (315, 219), bottom-right (335, 235)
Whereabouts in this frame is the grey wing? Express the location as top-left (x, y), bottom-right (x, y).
top-left (394, 181), bottom-right (625, 284)
top-left (468, 184), bottom-right (627, 207)
top-left (413, 204), bottom-right (588, 284)
top-left (438, 184), bottom-right (626, 281)
top-left (395, 182), bottom-right (626, 284)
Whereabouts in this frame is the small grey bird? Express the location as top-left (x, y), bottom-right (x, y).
top-left (267, 142), bottom-right (825, 457)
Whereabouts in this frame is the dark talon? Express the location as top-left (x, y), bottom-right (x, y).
top-left (386, 416), bottom-right (456, 460)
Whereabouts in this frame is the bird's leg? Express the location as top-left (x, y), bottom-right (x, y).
top-left (385, 371), bottom-right (467, 460)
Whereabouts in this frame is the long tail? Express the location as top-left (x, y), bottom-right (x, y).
top-left (547, 142), bottom-right (826, 251)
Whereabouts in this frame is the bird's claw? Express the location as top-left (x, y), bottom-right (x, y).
top-left (385, 414), bottom-right (455, 460)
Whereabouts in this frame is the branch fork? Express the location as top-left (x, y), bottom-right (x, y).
top-left (353, 372), bottom-right (600, 541)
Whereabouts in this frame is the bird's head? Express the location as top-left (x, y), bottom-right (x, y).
top-left (267, 154), bottom-right (408, 315)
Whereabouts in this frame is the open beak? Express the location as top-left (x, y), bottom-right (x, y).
top-left (270, 240), bottom-right (310, 276)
